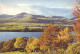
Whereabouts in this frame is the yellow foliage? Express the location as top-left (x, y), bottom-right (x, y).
top-left (25, 37), bottom-right (39, 52)
top-left (14, 37), bottom-right (26, 49)
top-left (58, 27), bottom-right (72, 42)
top-left (65, 42), bottom-right (80, 54)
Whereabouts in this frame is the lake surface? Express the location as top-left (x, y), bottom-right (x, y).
top-left (0, 32), bottom-right (41, 42)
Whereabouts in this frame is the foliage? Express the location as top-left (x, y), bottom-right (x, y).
top-left (0, 51), bottom-right (42, 54)
top-left (25, 37), bottom-right (39, 52)
top-left (65, 42), bottom-right (80, 54)
top-left (38, 24), bottom-right (60, 52)
top-left (14, 37), bottom-right (27, 49)
top-left (0, 38), bottom-right (16, 52)
top-left (56, 27), bottom-right (73, 49)
top-left (73, 0), bottom-right (80, 41)
top-left (0, 42), bottom-right (4, 49)
top-left (53, 49), bottom-right (65, 54)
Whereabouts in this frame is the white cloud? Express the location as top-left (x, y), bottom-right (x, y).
top-left (16, 3), bottom-right (43, 15)
top-left (0, 4), bottom-right (23, 15)
top-left (25, 9), bottom-right (43, 15)
top-left (0, 3), bottom-right (73, 18)
top-left (17, 4), bottom-right (31, 7)
top-left (0, 3), bottom-right (43, 15)
top-left (16, 3), bottom-right (40, 7)
top-left (49, 6), bottom-right (73, 9)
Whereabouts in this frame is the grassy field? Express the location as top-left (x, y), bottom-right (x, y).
top-left (0, 22), bottom-right (73, 32)
top-left (0, 23), bottom-right (45, 32)
top-left (0, 51), bottom-right (42, 54)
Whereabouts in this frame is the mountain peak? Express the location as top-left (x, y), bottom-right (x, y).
top-left (18, 12), bottom-right (27, 15)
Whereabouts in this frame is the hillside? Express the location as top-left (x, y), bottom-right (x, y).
top-left (0, 12), bottom-right (74, 25)
top-left (0, 12), bottom-right (74, 32)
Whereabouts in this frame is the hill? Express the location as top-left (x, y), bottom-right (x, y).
top-left (0, 12), bottom-right (74, 25)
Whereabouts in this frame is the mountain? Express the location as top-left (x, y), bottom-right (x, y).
top-left (0, 14), bottom-right (14, 18)
top-left (70, 17), bottom-right (75, 20)
top-left (0, 12), bottom-right (74, 25)
top-left (14, 12), bottom-right (27, 18)
top-left (51, 16), bottom-right (65, 18)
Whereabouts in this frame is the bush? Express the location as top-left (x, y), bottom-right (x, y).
top-left (25, 37), bottom-right (40, 52)
top-left (0, 41), bottom-right (4, 49)
top-left (14, 37), bottom-right (27, 49)
top-left (0, 38), bottom-right (16, 52)
top-left (65, 42), bottom-right (80, 54)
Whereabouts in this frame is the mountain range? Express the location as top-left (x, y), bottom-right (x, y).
top-left (0, 12), bottom-right (74, 25)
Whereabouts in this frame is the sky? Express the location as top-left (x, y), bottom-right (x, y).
top-left (0, 0), bottom-right (76, 18)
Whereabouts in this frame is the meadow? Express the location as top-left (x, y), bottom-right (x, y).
top-left (0, 23), bottom-right (45, 32)
top-left (0, 51), bottom-right (42, 54)
top-left (0, 22), bottom-right (73, 32)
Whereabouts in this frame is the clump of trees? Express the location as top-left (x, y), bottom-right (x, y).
top-left (0, 38), bottom-right (16, 52)
top-left (38, 24), bottom-right (60, 53)
top-left (0, 24), bottom-right (79, 54)
top-left (0, 24), bottom-right (74, 54)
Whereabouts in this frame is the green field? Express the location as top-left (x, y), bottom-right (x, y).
top-left (0, 23), bottom-right (46, 32)
top-left (0, 51), bottom-right (42, 54)
top-left (0, 22), bottom-right (73, 32)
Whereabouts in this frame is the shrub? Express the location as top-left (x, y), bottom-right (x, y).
top-left (0, 38), bottom-right (16, 52)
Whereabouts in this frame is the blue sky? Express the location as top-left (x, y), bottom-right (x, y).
top-left (0, 0), bottom-right (76, 18)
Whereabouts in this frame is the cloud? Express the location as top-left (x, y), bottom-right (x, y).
top-left (0, 3), bottom-right (73, 18)
top-left (0, 3), bottom-right (43, 15)
top-left (0, 4), bottom-right (23, 15)
top-left (16, 4), bottom-right (31, 7)
top-left (16, 3), bottom-right (40, 7)
top-left (48, 6), bottom-right (73, 9)
top-left (16, 3), bottom-right (43, 15)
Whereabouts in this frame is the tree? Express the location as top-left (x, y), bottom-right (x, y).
top-left (0, 38), bottom-right (16, 52)
top-left (73, 0), bottom-right (80, 41)
top-left (65, 42), bottom-right (80, 54)
top-left (0, 41), bottom-right (4, 49)
top-left (56, 27), bottom-right (73, 49)
top-left (25, 37), bottom-right (39, 52)
top-left (14, 37), bottom-right (26, 49)
top-left (38, 24), bottom-right (60, 52)
top-left (25, 37), bottom-right (33, 52)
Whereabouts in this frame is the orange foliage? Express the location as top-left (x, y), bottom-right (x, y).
top-left (57, 27), bottom-right (73, 49)
top-left (38, 24), bottom-right (60, 51)
top-left (73, 0), bottom-right (80, 41)
top-left (1, 38), bottom-right (16, 52)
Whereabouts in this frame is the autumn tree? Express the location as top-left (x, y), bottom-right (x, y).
top-left (65, 42), bottom-right (80, 54)
top-left (0, 38), bottom-right (16, 52)
top-left (14, 37), bottom-right (27, 49)
top-left (56, 27), bottom-right (73, 49)
top-left (25, 37), bottom-right (33, 52)
top-left (0, 41), bottom-right (4, 49)
top-left (38, 24), bottom-right (60, 52)
top-left (25, 37), bottom-right (39, 52)
top-left (73, 0), bottom-right (80, 41)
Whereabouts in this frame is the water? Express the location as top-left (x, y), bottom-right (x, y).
top-left (0, 32), bottom-right (41, 42)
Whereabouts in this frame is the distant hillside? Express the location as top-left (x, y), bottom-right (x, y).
top-left (0, 14), bottom-right (13, 18)
top-left (0, 12), bottom-right (74, 25)
top-left (51, 16), bottom-right (65, 18)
